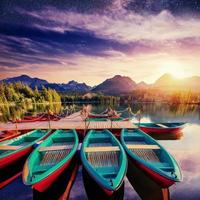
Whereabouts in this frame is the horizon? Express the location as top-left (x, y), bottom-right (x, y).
top-left (0, 1), bottom-right (200, 85)
top-left (1, 72), bottom-right (200, 87)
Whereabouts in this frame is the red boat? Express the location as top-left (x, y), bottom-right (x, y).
top-left (12, 113), bottom-right (60, 123)
top-left (88, 113), bottom-right (121, 119)
top-left (0, 129), bottom-right (51, 188)
top-left (136, 122), bottom-right (186, 134)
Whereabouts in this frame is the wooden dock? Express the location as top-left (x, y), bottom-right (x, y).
top-left (0, 111), bottom-right (136, 131)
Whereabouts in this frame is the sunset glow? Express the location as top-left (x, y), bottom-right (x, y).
top-left (0, 1), bottom-right (200, 85)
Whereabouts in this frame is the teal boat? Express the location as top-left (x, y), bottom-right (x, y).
top-left (0, 129), bottom-right (51, 188)
top-left (81, 129), bottom-right (127, 199)
top-left (23, 129), bottom-right (79, 192)
top-left (121, 128), bottom-right (182, 188)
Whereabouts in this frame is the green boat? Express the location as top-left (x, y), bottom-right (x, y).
top-left (121, 128), bottom-right (182, 188)
top-left (23, 129), bottom-right (79, 192)
top-left (81, 129), bottom-right (127, 199)
top-left (0, 129), bottom-right (51, 188)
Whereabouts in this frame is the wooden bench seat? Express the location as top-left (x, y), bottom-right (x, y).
top-left (127, 144), bottom-right (160, 150)
top-left (156, 123), bottom-right (168, 128)
top-left (39, 145), bottom-right (73, 152)
top-left (85, 146), bottom-right (120, 153)
top-left (0, 145), bottom-right (23, 150)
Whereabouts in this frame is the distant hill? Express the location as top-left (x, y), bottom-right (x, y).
top-left (135, 81), bottom-right (149, 90)
top-left (1, 75), bottom-right (91, 93)
top-left (154, 73), bottom-right (200, 91)
top-left (1, 73), bottom-right (200, 94)
top-left (92, 75), bottom-right (137, 95)
top-left (2, 74), bottom-right (49, 87)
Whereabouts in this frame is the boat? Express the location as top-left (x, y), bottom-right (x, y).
top-left (23, 129), bottom-right (79, 193)
top-left (121, 128), bottom-right (182, 188)
top-left (12, 113), bottom-right (60, 123)
top-left (0, 130), bottom-right (22, 142)
top-left (81, 129), bottom-right (127, 199)
top-left (88, 113), bottom-right (121, 119)
top-left (0, 129), bottom-right (51, 169)
top-left (136, 122), bottom-right (185, 134)
top-left (0, 129), bottom-right (51, 188)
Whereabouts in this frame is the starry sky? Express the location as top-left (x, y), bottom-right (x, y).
top-left (0, 0), bottom-right (200, 85)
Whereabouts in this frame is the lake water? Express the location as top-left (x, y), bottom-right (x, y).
top-left (0, 103), bottom-right (200, 199)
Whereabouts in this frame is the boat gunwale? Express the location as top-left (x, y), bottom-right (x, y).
top-left (81, 129), bottom-right (127, 191)
top-left (0, 129), bottom-right (51, 159)
top-left (121, 128), bottom-right (182, 182)
top-left (23, 129), bottom-right (79, 185)
top-left (136, 122), bottom-right (186, 130)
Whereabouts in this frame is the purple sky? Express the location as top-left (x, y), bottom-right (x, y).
top-left (0, 1), bottom-right (200, 85)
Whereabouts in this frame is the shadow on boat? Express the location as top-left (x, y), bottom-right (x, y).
top-left (150, 132), bottom-right (183, 140)
top-left (82, 168), bottom-right (124, 200)
top-left (0, 154), bottom-right (27, 188)
top-left (33, 153), bottom-right (80, 200)
top-left (127, 158), bottom-right (170, 200)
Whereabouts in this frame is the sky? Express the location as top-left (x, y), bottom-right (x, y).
top-left (0, 0), bottom-right (200, 86)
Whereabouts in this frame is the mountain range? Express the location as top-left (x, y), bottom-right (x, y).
top-left (1, 74), bottom-right (200, 94)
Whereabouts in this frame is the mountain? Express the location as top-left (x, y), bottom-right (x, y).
top-left (92, 75), bottom-right (137, 94)
top-left (2, 74), bottom-right (49, 87)
top-left (46, 81), bottom-right (91, 93)
top-left (1, 75), bottom-right (91, 93)
top-left (1, 73), bottom-right (200, 94)
top-left (153, 73), bottom-right (200, 91)
top-left (135, 81), bottom-right (149, 90)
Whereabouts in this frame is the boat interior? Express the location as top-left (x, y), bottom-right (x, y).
top-left (85, 132), bottom-right (121, 180)
top-left (31, 130), bottom-right (75, 176)
top-left (123, 130), bottom-right (174, 173)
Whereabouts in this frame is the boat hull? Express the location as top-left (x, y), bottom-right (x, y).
top-left (0, 152), bottom-right (29, 188)
top-left (0, 146), bottom-right (32, 169)
top-left (32, 157), bottom-right (73, 192)
top-left (82, 167), bottom-right (124, 200)
top-left (139, 126), bottom-right (183, 134)
top-left (32, 154), bottom-right (79, 200)
top-left (127, 155), bottom-right (174, 188)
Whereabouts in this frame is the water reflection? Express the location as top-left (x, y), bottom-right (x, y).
top-left (0, 103), bottom-right (199, 124)
top-left (150, 132), bottom-right (183, 140)
top-left (0, 103), bottom-right (200, 200)
top-left (127, 158), bottom-right (169, 200)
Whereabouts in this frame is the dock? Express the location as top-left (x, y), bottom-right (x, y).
top-left (0, 111), bottom-right (136, 131)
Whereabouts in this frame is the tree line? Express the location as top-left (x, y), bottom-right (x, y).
top-left (0, 82), bottom-right (61, 105)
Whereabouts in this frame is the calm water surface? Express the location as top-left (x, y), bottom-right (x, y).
top-left (0, 103), bottom-right (200, 199)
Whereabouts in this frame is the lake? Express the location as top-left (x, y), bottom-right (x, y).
top-left (0, 103), bottom-right (200, 199)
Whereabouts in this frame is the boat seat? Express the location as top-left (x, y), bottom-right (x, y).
top-left (39, 145), bottom-right (73, 152)
top-left (33, 165), bottom-right (52, 173)
top-left (127, 144), bottom-right (160, 150)
top-left (96, 167), bottom-right (118, 176)
top-left (156, 124), bottom-right (168, 128)
top-left (85, 146), bottom-right (120, 153)
top-left (0, 145), bottom-right (23, 150)
top-left (150, 162), bottom-right (173, 170)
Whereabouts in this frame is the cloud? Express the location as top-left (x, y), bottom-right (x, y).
top-left (19, 7), bottom-right (200, 43)
top-left (0, 1), bottom-right (200, 84)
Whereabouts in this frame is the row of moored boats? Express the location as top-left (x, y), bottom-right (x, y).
top-left (0, 128), bottom-right (182, 199)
